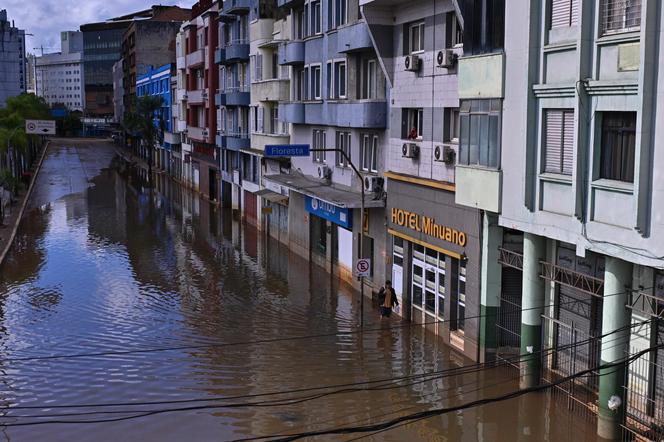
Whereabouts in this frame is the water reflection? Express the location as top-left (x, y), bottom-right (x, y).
top-left (0, 140), bottom-right (601, 441)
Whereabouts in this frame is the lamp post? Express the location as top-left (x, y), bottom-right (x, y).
top-left (311, 147), bottom-right (367, 329)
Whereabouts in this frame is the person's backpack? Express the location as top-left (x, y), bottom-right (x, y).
top-left (378, 287), bottom-right (386, 304)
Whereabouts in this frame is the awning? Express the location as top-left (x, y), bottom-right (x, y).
top-left (255, 188), bottom-right (289, 205)
top-left (265, 173), bottom-right (385, 209)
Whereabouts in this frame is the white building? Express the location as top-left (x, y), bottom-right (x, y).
top-left (35, 31), bottom-right (85, 111)
top-left (0, 9), bottom-right (26, 108)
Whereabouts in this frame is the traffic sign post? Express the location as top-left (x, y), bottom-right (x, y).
top-left (25, 120), bottom-right (56, 135)
top-left (356, 259), bottom-right (371, 278)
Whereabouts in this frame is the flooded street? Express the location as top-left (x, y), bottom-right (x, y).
top-left (0, 139), bottom-right (601, 441)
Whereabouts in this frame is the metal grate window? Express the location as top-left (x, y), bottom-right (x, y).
top-left (601, 0), bottom-right (642, 35)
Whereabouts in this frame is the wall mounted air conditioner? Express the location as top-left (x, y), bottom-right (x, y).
top-left (364, 175), bottom-right (384, 193)
top-left (402, 143), bottom-right (420, 159)
top-left (436, 49), bottom-right (457, 68)
top-left (318, 165), bottom-right (332, 181)
top-left (434, 144), bottom-right (456, 165)
top-left (404, 55), bottom-right (421, 72)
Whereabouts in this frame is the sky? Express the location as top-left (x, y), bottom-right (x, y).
top-left (4, 0), bottom-right (191, 55)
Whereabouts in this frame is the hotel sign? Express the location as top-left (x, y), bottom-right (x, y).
top-left (391, 208), bottom-right (467, 247)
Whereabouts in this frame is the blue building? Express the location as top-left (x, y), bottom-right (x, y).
top-left (136, 64), bottom-right (179, 174)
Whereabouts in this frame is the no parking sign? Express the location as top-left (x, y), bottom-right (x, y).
top-left (355, 259), bottom-right (371, 277)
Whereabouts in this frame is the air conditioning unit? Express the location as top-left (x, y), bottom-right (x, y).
top-left (318, 165), bottom-right (332, 181)
top-left (434, 144), bottom-right (456, 165)
top-left (364, 176), bottom-right (384, 193)
top-left (436, 49), bottom-right (457, 68)
top-left (402, 143), bottom-right (420, 159)
top-left (404, 55), bottom-right (421, 72)
top-left (202, 90), bottom-right (208, 99)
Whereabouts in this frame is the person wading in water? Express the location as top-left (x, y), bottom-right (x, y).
top-left (378, 280), bottom-right (398, 319)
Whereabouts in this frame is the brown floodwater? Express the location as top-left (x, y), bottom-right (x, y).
top-left (0, 139), bottom-right (602, 441)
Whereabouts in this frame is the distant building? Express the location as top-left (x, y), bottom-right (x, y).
top-left (35, 31), bottom-right (85, 111)
top-left (112, 60), bottom-right (124, 124)
top-left (136, 64), bottom-right (177, 174)
top-left (0, 9), bottom-right (27, 108)
top-left (81, 5), bottom-right (191, 118)
top-left (26, 53), bottom-right (36, 94)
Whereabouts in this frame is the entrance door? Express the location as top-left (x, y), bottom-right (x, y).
top-left (192, 163), bottom-right (200, 192)
top-left (411, 244), bottom-right (446, 323)
top-left (209, 168), bottom-right (217, 201)
top-left (244, 190), bottom-right (257, 225)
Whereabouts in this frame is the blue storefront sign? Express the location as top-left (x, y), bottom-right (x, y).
top-left (264, 144), bottom-right (310, 157)
top-left (305, 196), bottom-right (352, 230)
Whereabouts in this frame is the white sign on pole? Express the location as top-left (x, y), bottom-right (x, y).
top-left (356, 258), bottom-right (371, 277)
top-left (25, 120), bottom-right (56, 135)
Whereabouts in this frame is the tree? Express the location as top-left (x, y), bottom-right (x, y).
top-left (123, 95), bottom-right (165, 178)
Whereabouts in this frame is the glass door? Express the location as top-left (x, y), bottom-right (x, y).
top-left (412, 244), bottom-right (447, 322)
top-left (411, 244), bottom-right (425, 321)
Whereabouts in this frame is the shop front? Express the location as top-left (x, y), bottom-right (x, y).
top-left (387, 178), bottom-right (481, 361)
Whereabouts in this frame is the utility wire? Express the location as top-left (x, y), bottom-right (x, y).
top-left (238, 343), bottom-right (664, 442)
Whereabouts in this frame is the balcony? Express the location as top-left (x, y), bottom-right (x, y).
top-left (176, 55), bottom-right (186, 70)
top-left (277, 0), bottom-right (304, 8)
top-left (186, 49), bottom-right (205, 68)
top-left (251, 79), bottom-right (289, 102)
top-left (187, 89), bottom-right (207, 105)
top-left (279, 102), bottom-right (304, 124)
top-left (278, 41), bottom-right (304, 65)
top-left (187, 126), bottom-right (209, 142)
top-left (164, 131), bottom-right (181, 145)
top-left (455, 166), bottom-right (502, 213)
top-left (250, 18), bottom-right (275, 43)
top-left (215, 92), bottom-right (226, 106)
top-left (214, 47), bottom-right (226, 64)
top-left (251, 132), bottom-right (290, 152)
top-left (458, 52), bottom-right (505, 99)
top-left (281, 100), bottom-right (387, 128)
top-left (337, 21), bottom-right (372, 53)
top-left (223, 40), bottom-right (250, 64)
top-left (222, 0), bottom-right (250, 14)
top-left (219, 132), bottom-right (251, 151)
top-left (176, 88), bottom-right (187, 102)
top-left (225, 87), bottom-right (250, 106)
top-left (176, 120), bottom-right (187, 132)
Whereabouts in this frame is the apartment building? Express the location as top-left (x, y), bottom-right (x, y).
top-left (361, 0), bottom-right (478, 360)
top-left (35, 31), bottom-right (85, 111)
top-left (0, 9), bottom-right (26, 108)
top-left (453, 0), bottom-right (663, 439)
top-left (258, 0), bottom-right (389, 287)
top-left (136, 64), bottom-right (179, 175)
top-left (174, 28), bottom-right (189, 184)
top-left (182, 0), bottom-right (220, 202)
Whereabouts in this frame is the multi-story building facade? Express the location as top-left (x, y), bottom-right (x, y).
top-left (174, 28), bottom-right (189, 183)
top-left (180, 0), bottom-right (220, 202)
top-left (35, 31), bottom-right (85, 111)
top-left (26, 53), bottom-right (36, 95)
top-left (136, 64), bottom-right (179, 175)
top-left (0, 9), bottom-right (26, 108)
top-left (362, 0), bottom-right (478, 360)
top-left (112, 60), bottom-right (124, 123)
top-left (453, 0), bottom-right (663, 440)
top-left (82, 6), bottom-right (193, 118)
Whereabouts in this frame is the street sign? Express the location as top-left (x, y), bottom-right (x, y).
top-left (356, 259), bottom-right (371, 277)
top-left (264, 144), bottom-right (310, 157)
top-left (25, 119), bottom-right (56, 135)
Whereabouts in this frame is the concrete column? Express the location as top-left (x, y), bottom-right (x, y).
top-left (479, 213), bottom-right (503, 363)
top-left (597, 256), bottom-right (632, 440)
top-left (519, 233), bottom-right (546, 389)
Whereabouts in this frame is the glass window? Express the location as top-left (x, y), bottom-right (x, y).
top-left (601, 0), bottom-right (641, 35)
top-left (550, 0), bottom-right (580, 29)
top-left (403, 108), bottom-right (424, 140)
top-left (543, 109), bottom-right (574, 175)
top-left (335, 131), bottom-right (351, 167)
top-left (459, 99), bottom-right (502, 168)
top-left (599, 112), bottom-right (636, 182)
top-left (312, 129), bottom-right (326, 163)
top-left (409, 22), bottom-right (425, 54)
top-left (334, 61), bottom-right (346, 98)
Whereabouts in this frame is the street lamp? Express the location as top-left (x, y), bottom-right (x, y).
top-left (311, 147), bottom-right (369, 329)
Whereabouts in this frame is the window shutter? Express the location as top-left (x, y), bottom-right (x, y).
top-left (562, 111), bottom-right (574, 175)
top-left (551, 0), bottom-right (571, 29)
top-left (570, 0), bottom-right (579, 26)
top-left (545, 110), bottom-right (563, 174)
top-left (257, 106), bottom-right (264, 133)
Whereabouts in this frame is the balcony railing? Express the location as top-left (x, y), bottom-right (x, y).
top-left (186, 49), bottom-right (205, 67)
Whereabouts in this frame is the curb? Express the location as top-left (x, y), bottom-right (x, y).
top-left (0, 140), bottom-right (50, 266)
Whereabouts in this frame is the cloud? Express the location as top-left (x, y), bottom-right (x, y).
top-left (5, 0), bottom-right (191, 54)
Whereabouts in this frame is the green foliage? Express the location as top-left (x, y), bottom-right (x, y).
top-left (123, 95), bottom-right (165, 152)
top-left (0, 169), bottom-right (20, 194)
top-left (0, 93), bottom-right (50, 152)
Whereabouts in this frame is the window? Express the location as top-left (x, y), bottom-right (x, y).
top-left (335, 131), bottom-right (351, 167)
top-left (312, 129), bottom-right (326, 163)
top-left (599, 112), bottom-right (636, 182)
top-left (311, 65), bottom-right (321, 99)
top-left (550, 0), bottom-right (579, 29)
top-left (295, 9), bottom-right (305, 39)
top-left (402, 108), bottom-right (424, 140)
top-left (462, 0), bottom-right (504, 55)
top-left (311, 0), bottom-right (322, 34)
top-left (271, 53), bottom-right (278, 79)
top-left (329, 0), bottom-right (348, 29)
top-left (445, 108), bottom-right (460, 142)
top-left (543, 109), bottom-right (574, 175)
top-left (447, 13), bottom-right (463, 47)
top-left (360, 134), bottom-right (378, 173)
top-left (456, 260), bottom-right (466, 332)
top-left (409, 22), bottom-right (425, 54)
top-left (458, 99), bottom-right (502, 168)
top-left (601, 0), bottom-right (641, 35)
top-left (271, 106), bottom-right (279, 134)
top-left (361, 59), bottom-right (377, 99)
top-left (254, 53), bottom-right (263, 81)
top-left (334, 61), bottom-right (346, 99)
